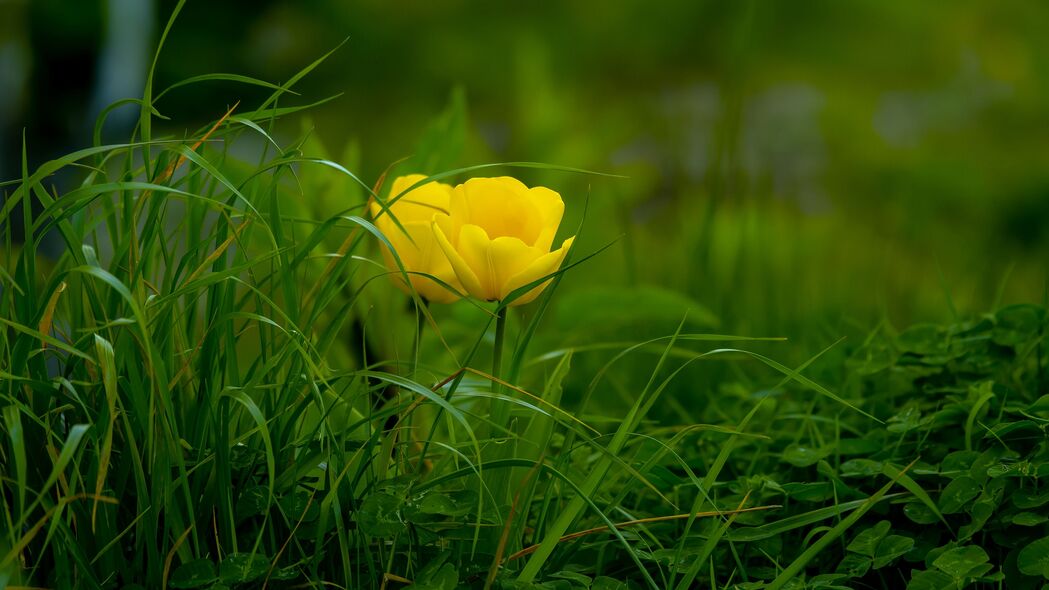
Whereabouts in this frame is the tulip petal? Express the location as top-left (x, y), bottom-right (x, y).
top-left (458, 177), bottom-right (543, 245)
top-left (528, 186), bottom-right (565, 250)
top-left (489, 236), bottom-right (543, 298)
top-left (372, 174), bottom-right (460, 302)
top-left (377, 220), bottom-right (461, 303)
top-left (389, 174), bottom-right (430, 197)
top-left (383, 219), bottom-right (428, 271)
top-left (433, 217), bottom-right (486, 301)
top-left (408, 222), bottom-right (462, 303)
top-left (452, 223), bottom-right (501, 300)
top-left (502, 236), bottom-right (575, 305)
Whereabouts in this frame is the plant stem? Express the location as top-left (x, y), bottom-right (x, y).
top-left (492, 304), bottom-right (507, 384)
top-left (412, 298), bottom-right (428, 379)
top-left (488, 304), bottom-right (512, 527)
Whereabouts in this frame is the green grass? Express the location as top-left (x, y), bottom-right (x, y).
top-left (4, 8), bottom-right (1049, 590)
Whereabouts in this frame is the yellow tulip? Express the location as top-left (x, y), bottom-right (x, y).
top-left (433, 177), bottom-right (575, 306)
top-left (370, 174), bottom-right (462, 303)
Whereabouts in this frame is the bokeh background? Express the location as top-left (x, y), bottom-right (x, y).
top-left (3, 0), bottom-right (1048, 351)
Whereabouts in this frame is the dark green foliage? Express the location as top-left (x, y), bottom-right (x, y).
top-left (644, 303), bottom-right (1047, 590)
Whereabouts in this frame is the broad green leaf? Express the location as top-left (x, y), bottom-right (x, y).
top-left (874, 535), bottom-right (915, 569)
top-left (593, 578), bottom-right (630, 590)
top-left (938, 476), bottom-right (981, 514)
top-left (907, 569), bottom-right (956, 590)
top-left (836, 554), bottom-right (871, 578)
top-left (992, 304), bottom-right (1045, 345)
top-left (782, 444), bottom-right (829, 467)
top-left (897, 324), bottom-right (946, 355)
top-left (218, 553), bottom-right (269, 584)
top-left (887, 404), bottom-right (923, 433)
top-left (408, 555), bottom-right (459, 590)
top-left (409, 491), bottom-right (476, 518)
top-left (932, 546), bottom-right (989, 579)
top-left (358, 492), bottom-right (407, 538)
top-left (1017, 536), bottom-right (1049, 578)
top-left (904, 502), bottom-right (940, 525)
top-left (839, 459), bottom-right (882, 477)
top-left (168, 559), bottom-right (217, 589)
top-left (847, 521), bottom-right (890, 557)
top-left (1011, 512), bottom-right (1048, 526)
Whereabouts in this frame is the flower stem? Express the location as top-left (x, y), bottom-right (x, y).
top-left (412, 298), bottom-right (428, 379)
top-left (492, 304), bottom-right (507, 385)
top-left (488, 304), bottom-right (513, 543)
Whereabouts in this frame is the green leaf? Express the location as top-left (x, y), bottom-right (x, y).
top-left (270, 565), bottom-right (299, 581)
top-left (781, 482), bottom-right (835, 502)
top-left (357, 492), bottom-right (407, 538)
top-left (549, 571), bottom-right (592, 586)
top-left (907, 569), bottom-right (957, 590)
top-left (168, 559), bottom-right (217, 589)
top-left (887, 404), bottom-right (923, 433)
top-left (218, 553), bottom-right (269, 584)
top-left (874, 535), bottom-right (915, 569)
top-left (1017, 536), bottom-right (1049, 578)
top-left (992, 304), bottom-right (1046, 346)
top-left (938, 476), bottom-right (981, 514)
top-left (592, 577), bottom-right (630, 590)
top-left (941, 451), bottom-right (980, 473)
top-left (839, 459), bottom-right (883, 477)
top-left (1012, 512), bottom-right (1048, 526)
top-left (278, 491), bottom-right (319, 522)
top-left (958, 500), bottom-right (996, 540)
top-left (847, 339), bottom-right (896, 375)
top-left (235, 486), bottom-right (270, 522)
top-left (809, 573), bottom-right (851, 588)
top-left (982, 420), bottom-right (1039, 441)
top-left (847, 521), bottom-right (890, 557)
top-left (407, 555), bottom-right (458, 590)
top-left (1027, 394), bottom-right (1049, 415)
top-left (410, 491), bottom-right (476, 518)
top-left (897, 324), bottom-right (947, 355)
top-left (782, 445), bottom-right (830, 468)
top-left (932, 546), bottom-right (990, 579)
top-left (904, 502), bottom-right (941, 525)
top-left (836, 554), bottom-right (872, 578)
top-left (1013, 489), bottom-right (1049, 509)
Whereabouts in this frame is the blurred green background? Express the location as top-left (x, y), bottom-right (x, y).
top-left (3, 0), bottom-right (1048, 349)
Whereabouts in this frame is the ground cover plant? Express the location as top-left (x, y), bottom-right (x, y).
top-left (4, 5), bottom-right (1049, 590)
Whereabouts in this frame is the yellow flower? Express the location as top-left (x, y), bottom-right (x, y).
top-left (370, 174), bottom-right (462, 303)
top-left (433, 177), bottom-right (575, 306)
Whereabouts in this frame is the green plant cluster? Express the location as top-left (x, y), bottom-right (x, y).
top-left (687, 303), bottom-right (1049, 590)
